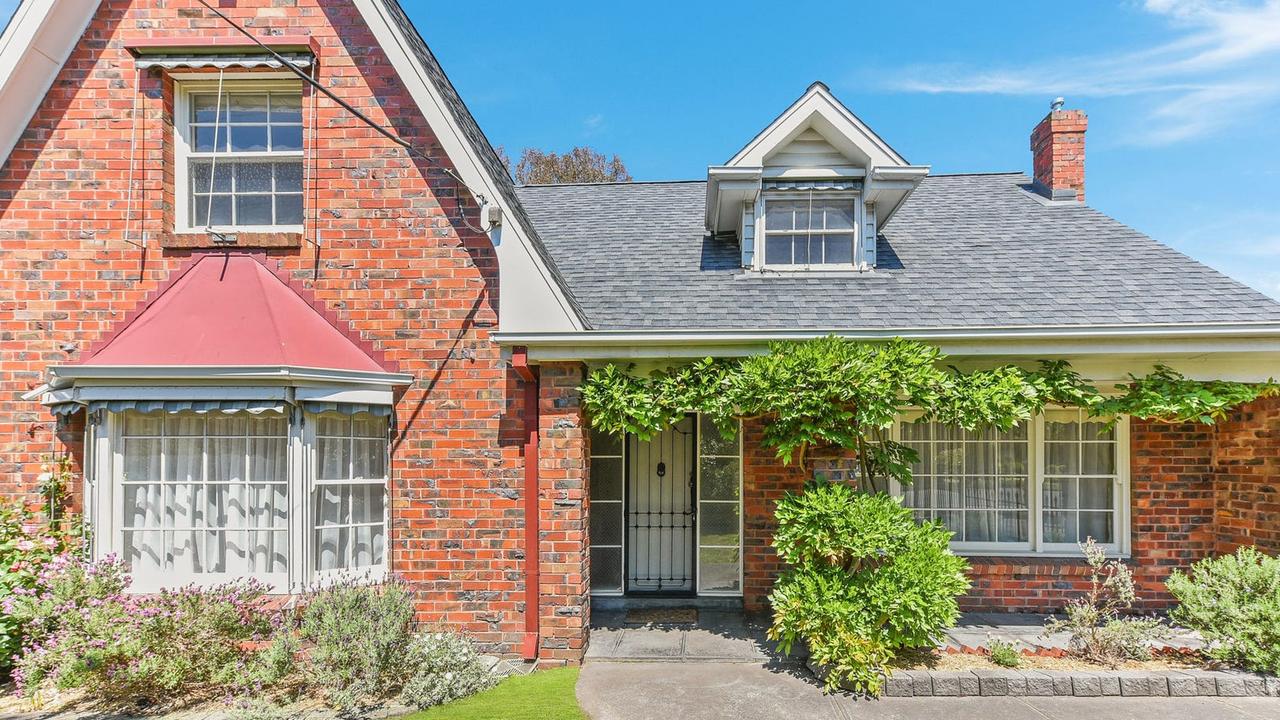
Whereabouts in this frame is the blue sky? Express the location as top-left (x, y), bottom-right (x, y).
top-left (4, 1), bottom-right (1277, 298)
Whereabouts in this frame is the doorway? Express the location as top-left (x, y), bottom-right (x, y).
top-left (625, 415), bottom-right (696, 594)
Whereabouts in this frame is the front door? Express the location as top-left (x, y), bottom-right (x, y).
top-left (626, 415), bottom-right (695, 594)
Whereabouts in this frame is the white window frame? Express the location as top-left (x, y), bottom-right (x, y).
top-left (91, 406), bottom-right (390, 592)
top-left (891, 410), bottom-right (1130, 557)
top-left (173, 78), bottom-right (305, 234)
top-left (758, 190), bottom-right (861, 271)
top-left (304, 412), bottom-right (390, 586)
top-left (695, 415), bottom-right (744, 597)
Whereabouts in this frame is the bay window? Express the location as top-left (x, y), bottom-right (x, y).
top-left (762, 191), bottom-right (857, 268)
top-left (100, 407), bottom-right (390, 591)
top-left (895, 411), bottom-right (1128, 555)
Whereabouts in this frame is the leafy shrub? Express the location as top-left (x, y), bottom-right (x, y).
top-left (768, 483), bottom-right (970, 695)
top-left (298, 577), bottom-right (420, 712)
top-left (1167, 546), bottom-right (1280, 674)
top-left (1044, 539), bottom-right (1169, 665)
top-left (987, 637), bottom-right (1021, 668)
top-left (399, 632), bottom-right (498, 709)
top-left (0, 498), bottom-right (82, 669)
top-left (9, 555), bottom-right (275, 704)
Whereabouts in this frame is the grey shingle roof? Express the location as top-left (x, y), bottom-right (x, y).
top-left (380, 1), bottom-right (586, 325)
top-left (515, 173), bottom-right (1280, 330)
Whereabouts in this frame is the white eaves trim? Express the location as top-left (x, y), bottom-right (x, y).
top-left (48, 364), bottom-right (414, 387)
top-left (0, 0), bottom-right (100, 166)
top-left (351, 0), bottom-right (584, 333)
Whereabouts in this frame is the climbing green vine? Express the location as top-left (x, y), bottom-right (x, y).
top-left (579, 336), bottom-right (1278, 492)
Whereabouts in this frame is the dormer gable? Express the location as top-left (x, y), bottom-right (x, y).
top-left (707, 82), bottom-right (928, 271)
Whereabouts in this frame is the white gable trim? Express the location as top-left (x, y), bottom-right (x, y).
top-left (726, 82), bottom-right (909, 169)
top-left (352, 0), bottom-right (583, 332)
top-left (0, 0), bottom-right (101, 166)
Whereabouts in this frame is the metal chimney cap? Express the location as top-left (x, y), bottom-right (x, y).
top-left (1051, 97), bottom-right (1066, 111)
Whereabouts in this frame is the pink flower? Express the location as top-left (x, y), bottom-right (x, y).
top-left (40, 536), bottom-right (58, 549)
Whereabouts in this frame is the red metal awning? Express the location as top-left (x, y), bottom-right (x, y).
top-left (79, 253), bottom-right (395, 375)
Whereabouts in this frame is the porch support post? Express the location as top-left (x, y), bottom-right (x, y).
top-left (536, 361), bottom-right (590, 664)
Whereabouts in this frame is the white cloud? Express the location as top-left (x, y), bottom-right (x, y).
top-left (1163, 210), bottom-right (1280, 298)
top-left (583, 113), bottom-right (605, 136)
top-left (882, 0), bottom-right (1280, 145)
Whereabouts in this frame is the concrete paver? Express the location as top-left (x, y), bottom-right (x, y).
top-left (577, 661), bottom-right (1280, 720)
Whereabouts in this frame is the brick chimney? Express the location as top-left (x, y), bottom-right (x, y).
top-left (1030, 98), bottom-right (1087, 202)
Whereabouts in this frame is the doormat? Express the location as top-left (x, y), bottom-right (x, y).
top-left (626, 608), bottom-right (698, 625)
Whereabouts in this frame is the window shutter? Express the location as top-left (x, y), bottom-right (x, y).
top-left (740, 201), bottom-right (755, 267)
top-left (861, 202), bottom-right (877, 268)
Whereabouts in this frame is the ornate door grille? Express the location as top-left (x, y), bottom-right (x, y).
top-left (626, 415), bottom-right (695, 593)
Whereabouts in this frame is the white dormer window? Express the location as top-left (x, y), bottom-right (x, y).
top-left (762, 191), bottom-right (857, 268)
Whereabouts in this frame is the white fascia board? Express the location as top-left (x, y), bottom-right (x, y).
top-left (705, 166), bottom-right (761, 231)
top-left (49, 364), bottom-right (414, 387)
top-left (351, 0), bottom-right (583, 332)
top-left (726, 84), bottom-right (908, 169)
top-left (0, 0), bottom-right (100, 166)
top-left (492, 323), bottom-right (1280, 366)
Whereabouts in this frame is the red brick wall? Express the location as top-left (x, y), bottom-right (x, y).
top-left (740, 401), bottom-right (1280, 615)
top-left (0, 0), bottom-right (540, 656)
top-left (536, 362), bottom-right (590, 663)
top-left (1213, 396), bottom-right (1280, 554)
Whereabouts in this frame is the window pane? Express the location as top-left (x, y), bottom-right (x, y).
top-left (1045, 416), bottom-right (1079, 441)
top-left (765, 201), bottom-right (796, 231)
top-left (236, 195), bottom-right (273, 225)
top-left (270, 124), bottom-right (303, 152)
top-left (699, 546), bottom-right (739, 593)
top-left (352, 438), bottom-right (386, 480)
top-left (193, 195), bottom-right (233, 226)
top-left (191, 94), bottom-right (228, 124)
top-left (122, 439), bottom-right (161, 484)
top-left (1081, 420), bottom-right (1114, 441)
top-left (318, 437), bottom-right (350, 481)
top-left (1079, 478), bottom-right (1114, 509)
top-left (276, 162), bottom-right (304, 192)
top-left (123, 483), bottom-right (163, 527)
top-left (964, 442), bottom-right (995, 475)
top-left (230, 125), bottom-right (269, 152)
top-left (901, 477), bottom-right (930, 508)
top-left (998, 510), bottom-right (1029, 543)
top-left (1045, 442), bottom-right (1078, 475)
top-left (791, 235), bottom-right (811, 264)
top-left (124, 412), bottom-right (163, 436)
top-left (270, 93), bottom-right (302, 123)
top-left (317, 414), bottom-right (348, 437)
top-left (1082, 443), bottom-right (1115, 475)
top-left (590, 457), bottom-right (623, 501)
top-left (698, 415), bottom-right (737, 456)
top-left (191, 161), bottom-right (233, 192)
top-left (591, 547), bottom-right (623, 593)
top-left (237, 162), bottom-right (273, 192)
top-left (1043, 478), bottom-right (1077, 509)
top-left (228, 94), bottom-right (269, 123)
top-left (936, 442), bottom-right (964, 474)
top-left (965, 477), bottom-right (997, 508)
top-left (936, 477), bottom-right (963, 507)
top-left (764, 235), bottom-right (792, 265)
top-left (1043, 511), bottom-right (1077, 543)
top-left (590, 504), bottom-right (623, 546)
top-left (825, 203), bottom-right (855, 230)
top-left (998, 442), bottom-right (1027, 474)
top-left (700, 457), bottom-right (740, 501)
top-left (1079, 511), bottom-right (1114, 543)
top-left (168, 414), bottom-right (205, 436)
top-left (699, 503), bottom-right (739, 546)
top-left (209, 437), bottom-right (246, 483)
top-left (964, 510), bottom-right (996, 542)
top-left (998, 477), bottom-right (1028, 508)
top-left (590, 427), bottom-right (624, 456)
top-left (192, 125), bottom-right (228, 152)
top-left (820, 233), bottom-right (853, 264)
top-left (935, 509), bottom-right (963, 536)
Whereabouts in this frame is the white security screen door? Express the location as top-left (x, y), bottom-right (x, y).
top-left (626, 415), bottom-right (696, 593)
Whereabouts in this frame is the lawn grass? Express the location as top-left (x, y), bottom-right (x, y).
top-left (403, 666), bottom-right (586, 720)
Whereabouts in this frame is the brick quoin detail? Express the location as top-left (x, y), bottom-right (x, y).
top-left (536, 362), bottom-right (590, 664)
top-left (0, 0), bottom-right (531, 656)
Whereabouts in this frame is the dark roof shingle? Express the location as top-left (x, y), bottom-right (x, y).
top-left (515, 173), bottom-right (1280, 330)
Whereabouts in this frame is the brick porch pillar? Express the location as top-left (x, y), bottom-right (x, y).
top-left (536, 362), bottom-right (590, 663)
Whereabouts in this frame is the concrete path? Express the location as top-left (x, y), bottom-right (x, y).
top-left (586, 609), bottom-right (785, 663)
top-left (576, 661), bottom-right (1280, 720)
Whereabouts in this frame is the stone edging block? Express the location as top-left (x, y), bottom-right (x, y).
top-left (807, 660), bottom-right (1280, 698)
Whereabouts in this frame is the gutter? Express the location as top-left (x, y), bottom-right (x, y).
top-left (493, 321), bottom-right (1280, 347)
top-left (511, 347), bottom-right (540, 661)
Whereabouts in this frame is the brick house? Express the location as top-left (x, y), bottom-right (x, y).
top-left (1, 0), bottom-right (1278, 667)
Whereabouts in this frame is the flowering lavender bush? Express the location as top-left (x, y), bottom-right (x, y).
top-left (0, 496), bottom-right (82, 670)
top-left (8, 555), bottom-right (276, 704)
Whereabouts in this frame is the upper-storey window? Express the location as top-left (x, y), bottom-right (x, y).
top-left (176, 81), bottom-right (304, 232)
top-left (762, 191), bottom-right (856, 268)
